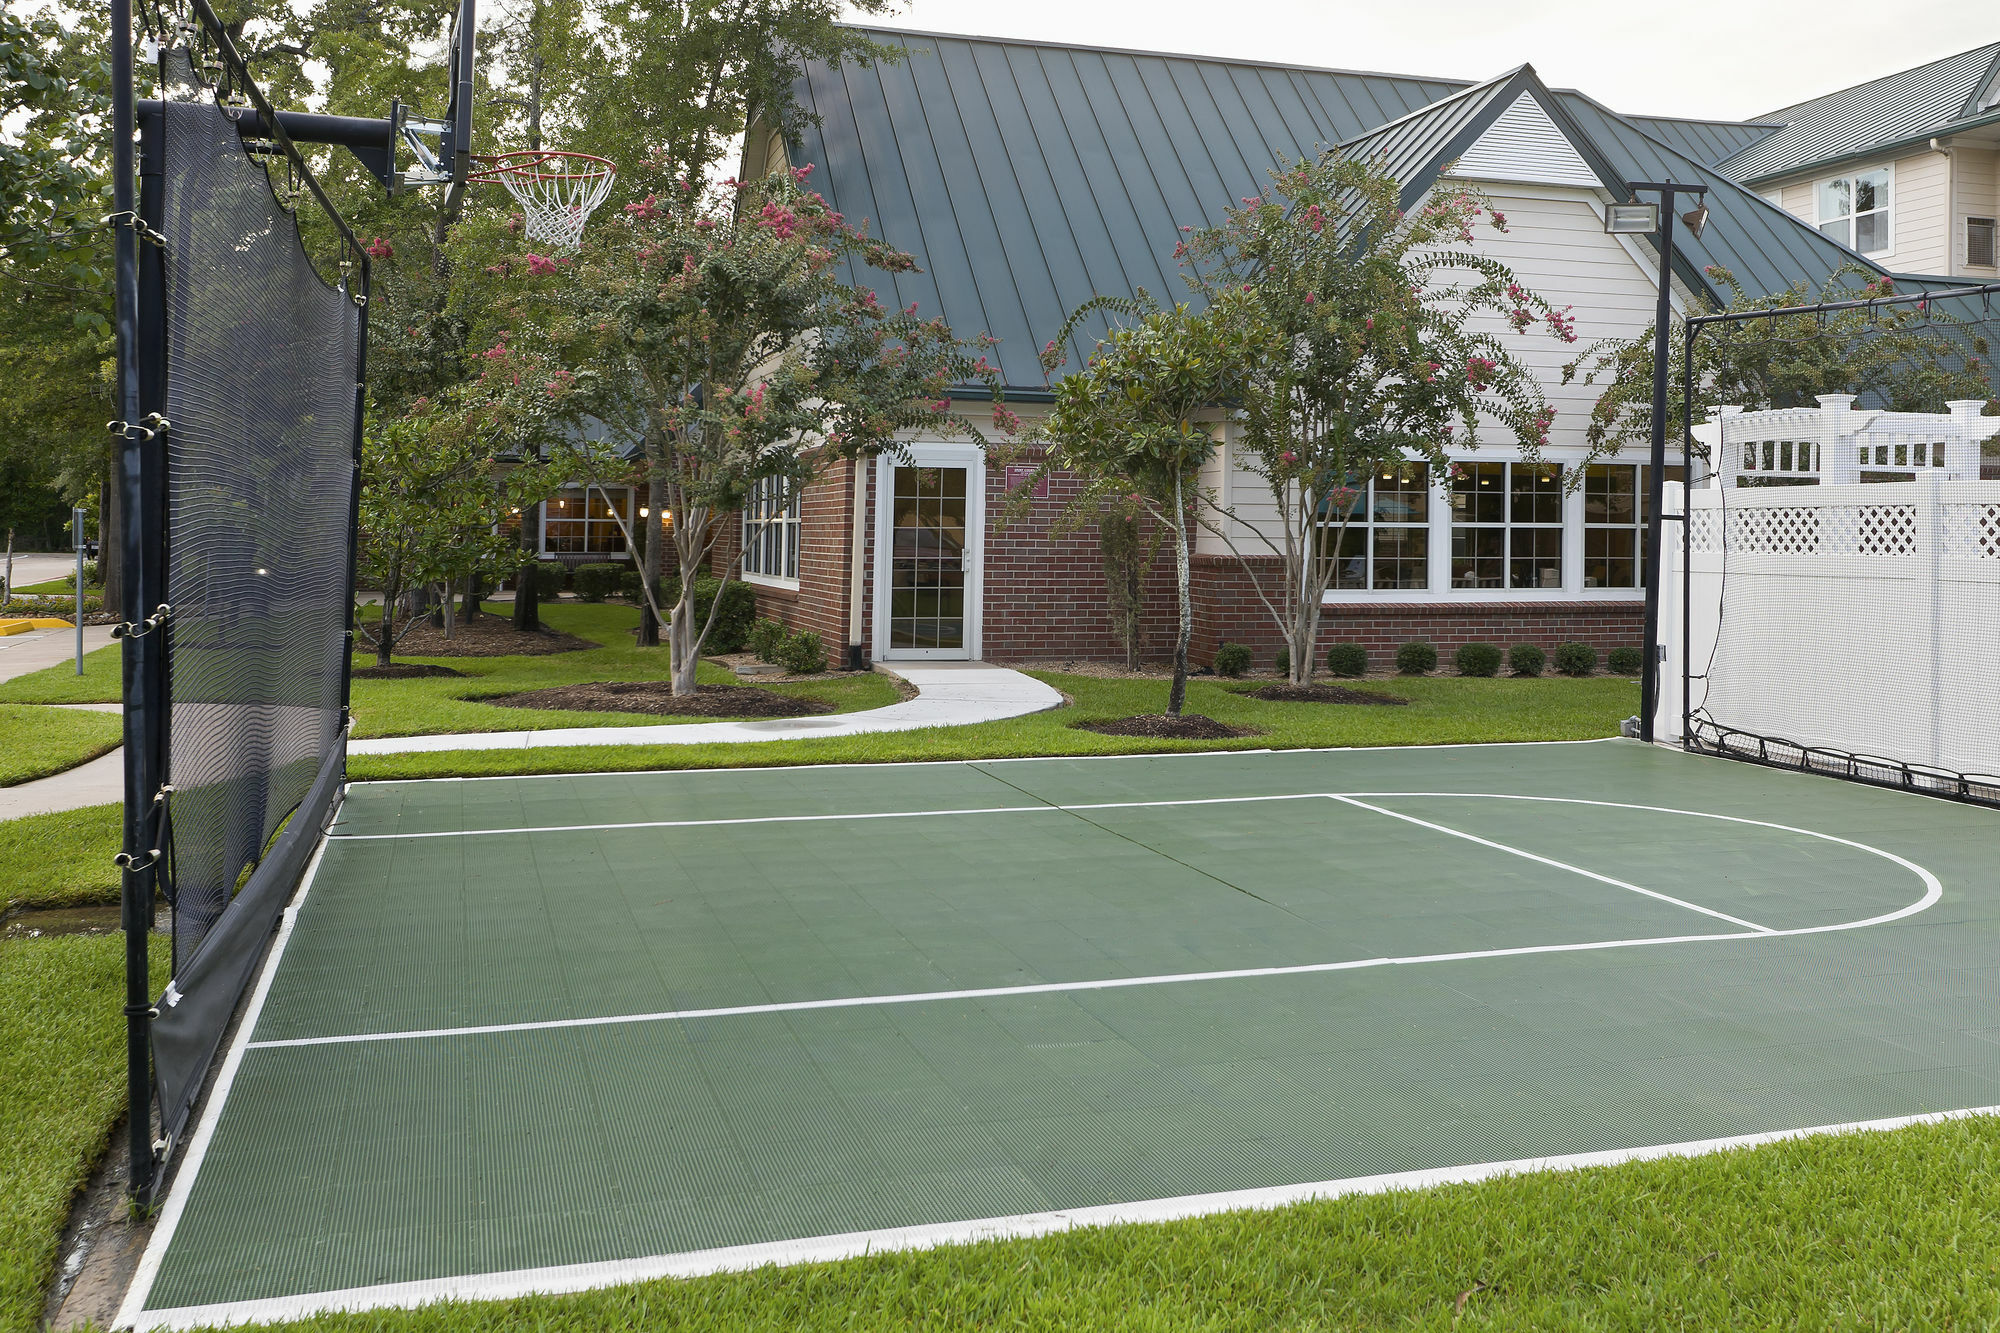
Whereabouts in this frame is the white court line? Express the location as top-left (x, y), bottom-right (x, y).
top-left (116, 824), bottom-right (339, 1333)
top-left (250, 797), bottom-right (1939, 1050)
top-left (126, 1099), bottom-right (2000, 1331)
top-left (1327, 795), bottom-right (1776, 933)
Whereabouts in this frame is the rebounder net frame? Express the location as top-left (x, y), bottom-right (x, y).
top-left (1670, 280), bottom-right (2000, 807)
top-left (116, 0), bottom-right (369, 1199)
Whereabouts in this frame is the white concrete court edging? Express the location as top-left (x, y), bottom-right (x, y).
top-left (347, 661), bottom-right (1064, 755)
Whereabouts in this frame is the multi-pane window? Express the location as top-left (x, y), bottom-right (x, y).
top-left (741, 476), bottom-right (801, 583)
top-left (541, 486), bottom-right (630, 555)
top-left (1450, 462), bottom-right (1564, 590)
top-left (1817, 168), bottom-right (1892, 255)
top-left (1583, 464), bottom-right (1685, 588)
top-left (1321, 464), bottom-right (1429, 590)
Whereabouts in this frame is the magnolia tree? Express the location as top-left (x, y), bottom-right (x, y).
top-left (1032, 304), bottom-right (1239, 717)
top-left (507, 165), bottom-right (1003, 694)
top-left (1176, 155), bottom-right (1574, 685)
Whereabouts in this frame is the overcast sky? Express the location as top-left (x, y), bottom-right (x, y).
top-left (849, 0), bottom-right (1996, 122)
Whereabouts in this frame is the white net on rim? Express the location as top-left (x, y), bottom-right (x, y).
top-left (476, 151), bottom-right (616, 251)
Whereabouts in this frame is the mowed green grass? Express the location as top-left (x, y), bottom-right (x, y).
top-left (348, 670), bottom-right (1637, 780)
top-left (0, 805), bottom-right (121, 911)
top-left (181, 1112), bottom-right (2000, 1331)
top-left (0, 645), bottom-right (118, 705)
top-left (0, 937), bottom-right (168, 1333)
top-left (0, 705), bottom-right (121, 786)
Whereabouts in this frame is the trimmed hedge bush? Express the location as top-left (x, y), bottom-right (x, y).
top-left (775, 629), bottom-right (827, 675)
top-left (1553, 641), bottom-right (1598, 677)
top-left (1396, 640), bottom-right (1437, 675)
top-left (660, 576), bottom-right (757, 653)
top-left (1212, 642), bottom-right (1251, 677)
top-left (748, 617), bottom-right (789, 662)
top-left (573, 563), bottom-right (627, 603)
top-left (1509, 644), bottom-right (1546, 678)
top-left (1273, 643), bottom-right (1291, 677)
top-left (1607, 645), bottom-right (1645, 675)
top-left (529, 561), bottom-right (566, 597)
top-left (1327, 642), bottom-right (1368, 678)
top-left (1455, 642), bottom-right (1502, 677)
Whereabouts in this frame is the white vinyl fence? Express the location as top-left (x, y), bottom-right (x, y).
top-left (1658, 473), bottom-right (2000, 788)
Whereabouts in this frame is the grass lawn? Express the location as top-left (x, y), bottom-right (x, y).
top-left (0, 646), bottom-right (119, 706)
top-left (349, 670), bottom-right (1637, 781)
top-left (150, 1114), bottom-right (2000, 1330)
top-left (4, 579), bottom-right (80, 597)
top-left (0, 706), bottom-right (121, 787)
top-left (0, 936), bottom-right (167, 1333)
top-left (0, 805), bottom-right (121, 911)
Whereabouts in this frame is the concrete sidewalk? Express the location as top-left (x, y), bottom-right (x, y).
top-left (348, 662), bottom-right (1063, 755)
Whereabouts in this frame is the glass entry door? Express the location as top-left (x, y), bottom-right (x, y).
top-left (875, 449), bottom-right (983, 660)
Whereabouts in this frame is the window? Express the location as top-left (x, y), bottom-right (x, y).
top-left (1582, 464), bottom-right (1685, 588)
top-left (1321, 463), bottom-right (1429, 591)
top-left (741, 475), bottom-right (800, 584)
top-left (1969, 217), bottom-right (1997, 270)
top-left (1450, 462), bottom-right (1564, 590)
top-left (1816, 167), bottom-right (1892, 255)
top-left (542, 486), bottom-right (630, 555)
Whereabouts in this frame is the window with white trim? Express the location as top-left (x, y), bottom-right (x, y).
top-left (1320, 463), bottom-right (1430, 590)
top-left (1582, 463), bottom-right (1685, 588)
top-left (541, 486), bottom-right (630, 555)
top-left (1816, 167), bottom-right (1892, 255)
top-left (1450, 462), bottom-right (1564, 590)
top-left (741, 475), bottom-right (800, 584)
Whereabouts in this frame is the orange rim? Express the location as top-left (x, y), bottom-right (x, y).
top-left (467, 149), bottom-right (617, 183)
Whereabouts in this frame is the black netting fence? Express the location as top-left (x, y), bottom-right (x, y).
top-left (142, 49), bottom-right (363, 1152)
top-left (1663, 280), bottom-right (2000, 806)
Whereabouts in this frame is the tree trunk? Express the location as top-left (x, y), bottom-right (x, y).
top-left (376, 558), bottom-right (399, 667)
top-left (461, 572), bottom-right (483, 622)
top-left (668, 575), bottom-right (700, 694)
top-left (439, 582), bottom-right (457, 640)
top-left (1167, 474), bottom-right (1191, 718)
top-left (513, 499), bottom-right (540, 631)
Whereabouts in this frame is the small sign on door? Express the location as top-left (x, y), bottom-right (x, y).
top-left (1004, 464), bottom-right (1048, 500)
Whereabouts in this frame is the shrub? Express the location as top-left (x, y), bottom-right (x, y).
top-left (1273, 643), bottom-right (1291, 677)
top-left (573, 563), bottom-right (627, 603)
top-left (775, 629), bottom-right (827, 675)
top-left (748, 617), bottom-right (789, 662)
top-left (659, 577), bottom-right (758, 653)
top-left (618, 569), bottom-right (644, 600)
top-left (1395, 640), bottom-right (1437, 675)
top-left (1509, 644), bottom-right (1546, 678)
top-left (530, 561), bottom-right (566, 597)
top-left (1327, 642), bottom-right (1369, 678)
top-left (1553, 641), bottom-right (1598, 677)
top-left (1607, 645), bottom-right (1646, 675)
top-left (1455, 642), bottom-right (1502, 677)
top-left (1212, 642), bottom-right (1251, 677)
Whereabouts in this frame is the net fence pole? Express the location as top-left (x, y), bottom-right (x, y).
top-left (339, 263), bottom-right (369, 744)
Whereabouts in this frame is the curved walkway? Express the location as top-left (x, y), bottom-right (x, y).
top-left (348, 663), bottom-right (1063, 755)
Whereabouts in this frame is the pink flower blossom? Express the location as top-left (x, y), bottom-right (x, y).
top-left (524, 253), bottom-right (560, 277)
top-left (1303, 292), bottom-right (1315, 304)
top-left (364, 236), bottom-right (393, 260)
top-left (992, 405), bottom-right (1022, 435)
top-left (624, 194), bottom-right (663, 221)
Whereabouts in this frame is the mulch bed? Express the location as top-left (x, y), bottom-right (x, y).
top-left (1073, 713), bottom-right (1258, 740)
top-left (1232, 683), bottom-right (1409, 706)
top-left (479, 681), bottom-right (836, 718)
top-left (350, 663), bottom-right (466, 680)
top-left (371, 613), bottom-right (597, 658)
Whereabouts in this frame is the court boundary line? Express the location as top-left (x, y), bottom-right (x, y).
top-left (125, 1099), bottom-right (2000, 1331)
top-left (115, 831), bottom-right (337, 1333)
top-left (254, 797), bottom-right (1936, 1049)
top-left (344, 735), bottom-right (1625, 787)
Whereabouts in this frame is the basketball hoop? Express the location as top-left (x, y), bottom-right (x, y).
top-left (470, 149), bottom-right (616, 250)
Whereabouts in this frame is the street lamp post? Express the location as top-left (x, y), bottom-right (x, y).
top-left (1606, 183), bottom-right (1708, 744)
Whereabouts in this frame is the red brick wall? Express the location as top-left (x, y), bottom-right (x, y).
top-left (707, 464), bottom-right (856, 657)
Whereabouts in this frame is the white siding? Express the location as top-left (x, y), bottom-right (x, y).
top-left (1446, 93), bottom-right (1602, 189)
top-left (1780, 180), bottom-right (1814, 222)
top-left (1887, 151), bottom-right (1949, 274)
top-left (1956, 147), bottom-right (1999, 275)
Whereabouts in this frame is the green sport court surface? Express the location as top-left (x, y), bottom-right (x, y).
top-left (124, 738), bottom-right (2000, 1328)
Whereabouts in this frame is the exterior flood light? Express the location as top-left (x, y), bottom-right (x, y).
top-left (1681, 201), bottom-right (1710, 239)
top-left (1605, 201), bottom-right (1660, 234)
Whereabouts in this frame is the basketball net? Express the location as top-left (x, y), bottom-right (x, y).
top-left (470, 150), bottom-right (617, 251)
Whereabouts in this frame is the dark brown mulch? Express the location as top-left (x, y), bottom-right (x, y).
top-left (478, 681), bottom-right (836, 718)
top-left (1232, 683), bottom-right (1409, 706)
top-left (1073, 713), bottom-right (1258, 740)
top-left (371, 612), bottom-right (597, 658)
top-left (351, 663), bottom-right (466, 680)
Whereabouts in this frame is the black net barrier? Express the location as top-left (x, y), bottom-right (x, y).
top-left (148, 56), bottom-right (360, 1150)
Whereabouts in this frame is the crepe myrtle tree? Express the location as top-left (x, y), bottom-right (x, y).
top-left (516, 163), bottom-right (1005, 694)
top-left (1027, 301), bottom-right (1240, 717)
top-left (355, 344), bottom-right (584, 665)
top-left (1177, 155), bottom-right (1575, 685)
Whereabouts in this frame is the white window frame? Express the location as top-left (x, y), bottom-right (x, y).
top-left (540, 485), bottom-right (632, 557)
top-left (1815, 165), bottom-right (1894, 256)
top-left (1582, 463), bottom-right (1683, 589)
top-left (1449, 460), bottom-right (1567, 593)
top-left (741, 475), bottom-right (801, 588)
top-left (1321, 464), bottom-right (1431, 592)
